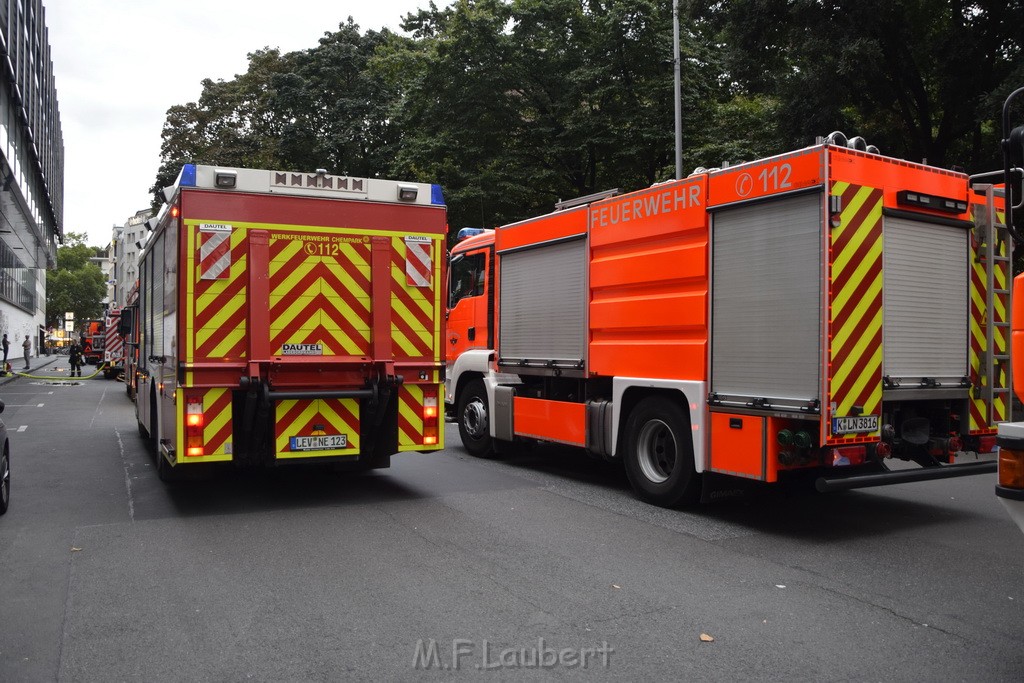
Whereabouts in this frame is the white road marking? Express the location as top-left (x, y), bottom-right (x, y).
top-left (17, 425), bottom-right (26, 432)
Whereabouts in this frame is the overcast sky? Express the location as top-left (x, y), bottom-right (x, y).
top-left (44, 0), bottom-right (447, 246)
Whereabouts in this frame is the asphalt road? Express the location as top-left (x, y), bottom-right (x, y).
top-left (0, 360), bottom-right (1022, 681)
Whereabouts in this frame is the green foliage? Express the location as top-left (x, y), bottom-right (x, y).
top-left (151, 0), bottom-right (1023, 234)
top-left (46, 233), bottom-right (106, 328)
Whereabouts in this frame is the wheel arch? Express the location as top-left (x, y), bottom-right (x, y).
top-left (612, 378), bottom-right (707, 473)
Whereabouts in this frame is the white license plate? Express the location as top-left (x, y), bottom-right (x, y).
top-left (289, 434), bottom-right (347, 451)
top-left (831, 416), bottom-right (879, 435)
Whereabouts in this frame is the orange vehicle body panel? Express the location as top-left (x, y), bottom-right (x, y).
top-left (709, 412), bottom-right (766, 480)
top-left (495, 207), bottom-right (587, 253)
top-left (589, 177), bottom-right (708, 380)
top-left (1015, 275), bottom-right (1024, 397)
top-left (708, 148), bottom-right (824, 206)
top-left (513, 397), bottom-right (587, 446)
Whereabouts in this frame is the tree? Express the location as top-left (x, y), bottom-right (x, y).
top-left (45, 233), bottom-right (106, 329)
top-left (699, 0), bottom-right (1024, 170)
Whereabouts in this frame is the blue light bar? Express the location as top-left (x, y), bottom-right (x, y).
top-left (177, 164), bottom-right (197, 187)
top-left (456, 227), bottom-right (485, 241)
top-left (431, 184), bottom-right (446, 206)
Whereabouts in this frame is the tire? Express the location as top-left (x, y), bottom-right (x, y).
top-left (155, 449), bottom-right (178, 482)
top-left (0, 447), bottom-right (9, 515)
top-left (623, 397), bottom-right (701, 507)
top-left (457, 379), bottom-right (495, 457)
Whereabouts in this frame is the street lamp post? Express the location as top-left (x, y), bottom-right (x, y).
top-left (673, 0), bottom-right (682, 180)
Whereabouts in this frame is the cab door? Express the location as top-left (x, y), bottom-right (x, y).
top-left (446, 248), bottom-right (491, 365)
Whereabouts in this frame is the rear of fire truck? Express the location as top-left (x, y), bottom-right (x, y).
top-left (135, 164), bottom-right (447, 481)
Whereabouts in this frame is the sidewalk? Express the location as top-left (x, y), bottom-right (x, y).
top-left (0, 354), bottom-right (63, 386)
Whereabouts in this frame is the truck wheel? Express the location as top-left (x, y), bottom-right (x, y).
top-left (155, 449), bottom-right (178, 482)
top-left (458, 379), bottom-right (495, 457)
top-left (0, 447), bottom-right (10, 515)
top-left (623, 397), bottom-right (700, 507)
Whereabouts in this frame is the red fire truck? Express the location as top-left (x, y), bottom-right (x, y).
top-left (119, 281), bottom-right (140, 398)
top-left (135, 164), bottom-right (447, 480)
top-left (101, 308), bottom-right (124, 379)
top-left (447, 135), bottom-right (1006, 506)
top-left (81, 319), bottom-right (104, 365)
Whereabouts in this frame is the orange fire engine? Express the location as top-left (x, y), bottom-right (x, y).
top-left (134, 164), bottom-right (447, 480)
top-left (447, 135), bottom-right (1007, 506)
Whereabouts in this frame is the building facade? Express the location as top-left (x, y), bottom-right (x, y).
top-left (112, 209), bottom-right (151, 308)
top-left (0, 0), bottom-right (63, 356)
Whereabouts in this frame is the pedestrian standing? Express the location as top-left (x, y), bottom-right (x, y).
top-left (22, 334), bottom-right (30, 370)
top-left (68, 340), bottom-right (83, 377)
top-left (1, 333), bottom-right (8, 366)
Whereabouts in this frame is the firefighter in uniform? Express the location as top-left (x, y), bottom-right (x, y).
top-left (68, 340), bottom-right (83, 377)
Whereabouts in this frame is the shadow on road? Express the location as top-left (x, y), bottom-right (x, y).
top-left (461, 440), bottom-right (986, 542)
top-left (158, 465), bottom-right (427, 518)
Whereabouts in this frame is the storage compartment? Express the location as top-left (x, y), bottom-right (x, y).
top-left (498, 236), bottom-right (587, 373)
top-left (710, 192), bottom-right (823, 409)
top-left (882, 216), bottom-right (969, 385)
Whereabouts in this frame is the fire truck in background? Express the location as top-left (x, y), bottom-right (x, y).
top-left (119, 282), bottom-right (140, 399)
top-left (992, 87), bottom-right (1024, 533)
top-left (447, 134), bottom-right (1008, 506)
top-left (131, 163), bottom-right (447, 481)
top-left (81, 319), bottom-right (104, 365)
top-left (101, 307), bottom-right (124, 379)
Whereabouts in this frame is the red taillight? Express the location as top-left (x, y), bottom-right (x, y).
top-left (875, 441), bottom-right (892, 458)
top-left (947, 435), bottom-right (963, 454)
top-left (423, 388), bottom-right (439, 446)
top-left (185, 398), bottom-right (204, 457)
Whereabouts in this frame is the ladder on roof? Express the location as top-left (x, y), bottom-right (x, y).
top-left (974, 183), bottom-right (1013, 425)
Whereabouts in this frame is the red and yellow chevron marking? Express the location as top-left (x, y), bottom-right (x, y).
top-left (275, 398), bottom-right (360, 459)
top-left (175, 387), bottom-right (234, 463)
top-left (969, 208), bottom-right (1009, 432)
top-left (827, 182), bottom-right (883, 444)
top-left (390, 237), bottom-right (440, 361)
top-left (398, 383), bottom-right (444, 451)
top-left (268, 234), bottom-right (372, 356)
top-left (190, 224), bottom-right (249, 361)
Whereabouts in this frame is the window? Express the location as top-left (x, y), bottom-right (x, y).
top-left (448, 251), bottom-right (485, 309)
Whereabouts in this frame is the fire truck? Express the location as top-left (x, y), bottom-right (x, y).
top-left (101, 308), bottom-right (124, 379)
top-left (81, 319), bottom-right (104, 364)
top-left (447, 135), bottom-right (1007, 506)
top-left (119, 282), bottom-right (140, 398)
top-left (134, 164), bottom-right (447, 480)
top-left (992, 88), bottom-right (1024, 533)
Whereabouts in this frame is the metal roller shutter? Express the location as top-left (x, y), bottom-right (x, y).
top-left (499, 237), bottom-right (587, 367)
top-left (711, 193), bottom-right (822, 406)
top-left (882, 216), bottom-right (968, 383)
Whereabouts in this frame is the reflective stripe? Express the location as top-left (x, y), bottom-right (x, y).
top-left (828, 182), bottom-right (883, 444)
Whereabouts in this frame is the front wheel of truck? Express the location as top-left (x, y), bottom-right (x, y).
top-left (458, 379), bottom-right (495, 458)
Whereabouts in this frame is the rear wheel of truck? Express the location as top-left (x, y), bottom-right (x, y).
top-left (458, 379), bottom-right (495, 457)
top-left (623, 397), bottom-right (700, 507)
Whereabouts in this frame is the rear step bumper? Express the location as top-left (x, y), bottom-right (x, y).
top-left (815, 460), bottom-right (996, 493)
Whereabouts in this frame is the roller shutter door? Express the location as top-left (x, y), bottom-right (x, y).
top-left (711, 193), bottom-right (822, 406)
top-left (499, 237), bottom-right (587, 367)
top-left (882, 216), bottom-right (968, 383)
